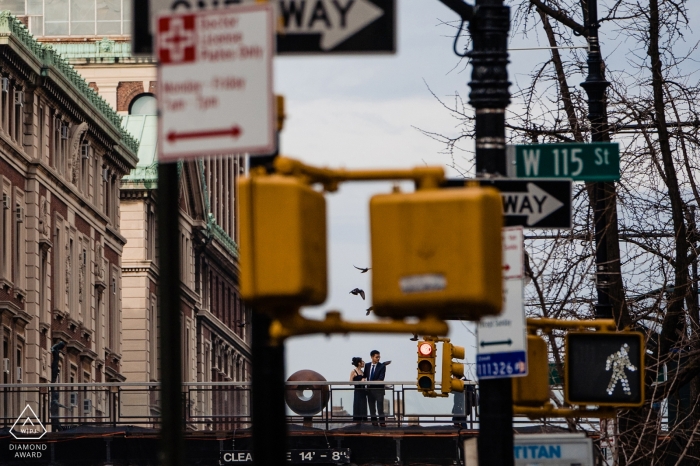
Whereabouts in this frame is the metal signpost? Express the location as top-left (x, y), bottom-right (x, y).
top-left (480, 179), bottom-right (572, 229)
top-left (477, 227), bottom-right (528, 379)
top-left (153, 4), bottom-right (277, 466)
top-left (142, 0), bottom-right (395, 55)
top-left (156, 5), bottom-right (276, 161)
top-left (506, 142), bottom-right (620, 181)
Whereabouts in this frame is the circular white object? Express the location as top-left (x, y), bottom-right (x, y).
top-left (418, 342), bottom-right (433, 356)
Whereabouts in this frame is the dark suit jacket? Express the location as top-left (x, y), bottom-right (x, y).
top-left (364, 362), bottom-right (386, 382)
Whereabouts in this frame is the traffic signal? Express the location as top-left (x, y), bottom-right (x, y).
top-left (441, 342), bottom-right (465, 394)
top-left (565, 331), bottom-right (644, 407)
top-left (416, 341), bottom-right (436, 393)
top-left (239, 175), bottom-right (327, 309)
top-left (370, 186), bottom-right (503, 320)
top-left (512, 335), bottom-right (549, 406)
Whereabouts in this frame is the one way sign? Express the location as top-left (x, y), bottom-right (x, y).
top-left (146, 0), bottom-right (395, 55)
top-left (480, 179), bottom-right (572, 229)
top-left (278, 0), bottom-right (395, 53)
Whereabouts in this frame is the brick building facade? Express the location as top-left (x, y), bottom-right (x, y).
top-left (0, 12), bottom-right (138, 420)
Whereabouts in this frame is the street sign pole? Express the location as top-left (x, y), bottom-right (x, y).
top-left (466, 0), bottom-right (513, 464)
top-left (251, 311), bottom-right (288, 465)
top-left (580, 0), bottom-right (614, 320)
top-left (157, 162), bottom-right (183, 466)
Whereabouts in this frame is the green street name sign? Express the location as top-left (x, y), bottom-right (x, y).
top-left (506, 142), bottom-right (620, 181)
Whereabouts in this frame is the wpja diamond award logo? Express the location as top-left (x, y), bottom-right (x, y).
top-left (10, 404), bottom-right (47, 440)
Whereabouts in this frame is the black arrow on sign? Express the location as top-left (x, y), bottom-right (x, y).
top-left (480, 339), bottom-right (513, 347)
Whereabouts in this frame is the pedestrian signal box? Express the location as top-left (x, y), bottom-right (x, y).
top-left (565, 332), bottom-right (644, 407)
top-left (417, 341), bottom-right (436, 392)
top-left (370, 187), bottom-right (503, 320)
top-left (239, 175), bottom-right (327, 309)
top-left (441, 342), bottom-right (466, 394)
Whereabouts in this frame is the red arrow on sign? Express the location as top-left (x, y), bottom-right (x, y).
top-left (167, 126), bottom-right (242, 143)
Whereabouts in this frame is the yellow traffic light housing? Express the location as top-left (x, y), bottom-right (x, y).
top-left (512, 335), bottom-right (549, 406)
top-left (441, 342), bottom-right (466, 394)
top-left (240, 174), bottom-right (327, 310)
top-left (417, 341), bottom-right (436, 393)
top-left (370, 186), bottom-right (503, 319)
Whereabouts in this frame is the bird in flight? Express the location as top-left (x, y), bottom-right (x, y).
top-left (354, 265), bottom-right (371, 273)
top-left (350, 288), bottom-right (366, 300)
top-left (366, 306), bottom-right (374, 316)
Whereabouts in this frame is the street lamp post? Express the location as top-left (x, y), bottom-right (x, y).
top-left (580, 0), bottom-right (614, 320)
top-left (439, 0), bottom-right (514, 464)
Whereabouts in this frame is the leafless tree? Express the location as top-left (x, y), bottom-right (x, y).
top-left (426, 0), bottom-right (700, 464)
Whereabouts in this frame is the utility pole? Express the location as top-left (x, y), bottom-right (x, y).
top-left (580, 0), bottom-right (613, 320)
top-left (439, 0), bottom-right (514, 464)
top-left (157, 163), bottom-right (183, 466)
top-left (251, 312), bottom-right (288, 465)
top-left (468, 2), bottom-right (513, 465)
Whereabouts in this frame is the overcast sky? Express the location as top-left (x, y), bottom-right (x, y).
top-left (273, 0), bottom-right (700, 387)
top-left (273, 0), bottom-right (566, 385)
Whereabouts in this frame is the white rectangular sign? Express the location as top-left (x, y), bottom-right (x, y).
top-left (503, 226), bottom-right (524, 279)
top-left (476, 227), bottom-right (528, 379)
top-left (156, 4), bottom-right (276, 161)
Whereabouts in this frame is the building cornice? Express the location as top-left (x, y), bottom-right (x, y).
top-left (197, 308), bottom-right (251, 360)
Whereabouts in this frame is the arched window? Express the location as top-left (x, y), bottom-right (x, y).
top-left (129, 94), bottom-right (157, 115)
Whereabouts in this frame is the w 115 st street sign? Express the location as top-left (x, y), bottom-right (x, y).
top-left (506, 142), bottom-right (620, 182)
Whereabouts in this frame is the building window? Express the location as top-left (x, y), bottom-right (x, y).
top-left (149, 294), bottom-right (158, 381)
top-left (108, 266), bottom-right (119, 352)
top-left (0, 178), bottom-right (11, 283)
top-left (6, 0), bottom-right (131, 37)
top-left (129, 94), bottom-right (157, 116)
top-left (13, 190), bottom-right (26, 291)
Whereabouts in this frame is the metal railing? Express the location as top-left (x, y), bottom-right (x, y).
top-left (0, 380), bottom-right (574, 432)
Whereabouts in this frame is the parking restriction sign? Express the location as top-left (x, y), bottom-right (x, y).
top-left (156, 4), bottom-right (276, 161)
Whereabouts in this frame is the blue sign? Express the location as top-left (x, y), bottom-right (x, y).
top-left (476, 351), bottom-right (527, 379)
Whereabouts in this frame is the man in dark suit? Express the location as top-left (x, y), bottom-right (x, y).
top-left (364, 350), bottom-right (388, 426)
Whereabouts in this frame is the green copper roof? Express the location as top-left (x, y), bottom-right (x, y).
top-left (0, 12), bottom-right (139, 155)
top-left (120, 118), bottom-right (239, 259)
top-left (121, 115), bottom-right (158, 186)
top-left (49, 39), bottom-right (150, 63)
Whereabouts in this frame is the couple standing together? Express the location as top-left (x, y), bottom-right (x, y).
top-left (350, 350), bottom-right (390, 426)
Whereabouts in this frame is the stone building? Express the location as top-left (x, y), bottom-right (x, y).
top-left (1, 1), bottom-right (253, 426)
top-left (0, 10), bottom-right (138, 420)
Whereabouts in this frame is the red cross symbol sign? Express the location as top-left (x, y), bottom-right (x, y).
top-left (158, 15), bottom-right (196, 64)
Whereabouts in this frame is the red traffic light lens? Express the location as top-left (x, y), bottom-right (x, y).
top-left (418, 342), bottom-right (433, 356)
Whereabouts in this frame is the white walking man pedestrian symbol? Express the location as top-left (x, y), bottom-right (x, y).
top-left (605, 343), bottom-right (637, 395)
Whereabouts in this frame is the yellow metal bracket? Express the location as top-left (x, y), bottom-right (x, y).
top-left (514, 401), bottom-right (617, 419)
top-left (270, 156), bottom-right (446, 192)
top-left (269, 310), bottom-right (449, 346)
top-left (526, 317), bottom-right (618, 334)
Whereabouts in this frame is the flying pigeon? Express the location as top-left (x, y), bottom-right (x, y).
top-left (350, 288), bottom-right (366, 300)
top-left (354, 265), bottom-right (371, 273)
top-left (366, 306), bottom-right (374, 316)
